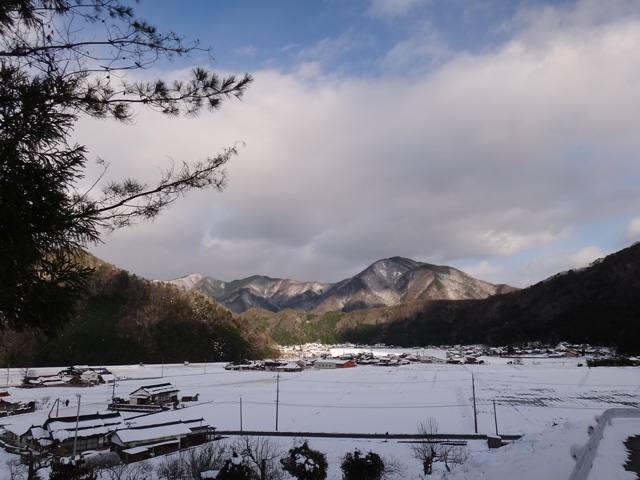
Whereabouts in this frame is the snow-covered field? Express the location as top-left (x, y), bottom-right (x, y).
top-left (1, 348), bottom-right (639, 479)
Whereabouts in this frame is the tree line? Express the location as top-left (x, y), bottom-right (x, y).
top-left (0, 257), bottom-right (276, 367)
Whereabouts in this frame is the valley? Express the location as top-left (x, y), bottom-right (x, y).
top-left (0, 346), bottom-right (637, 479)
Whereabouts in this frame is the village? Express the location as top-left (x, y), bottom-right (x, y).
top-left (225, 341), bottom-right (616, 372)
top-left (0, 378), bottom-right (215, 465)
top-left (0, 342), bottom-right (627, 477)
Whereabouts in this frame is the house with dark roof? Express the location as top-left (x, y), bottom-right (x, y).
top-left (0, 391), bottom-right (15, 413)
top-left (129, 383), bottom-right (179, 406)
top-left (42, 411), bottom-right (123, 454)
top-left (109, 418), bottom-right (214, 462)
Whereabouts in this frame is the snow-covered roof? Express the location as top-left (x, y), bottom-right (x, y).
top-left (277, 362), bottom-right (302, 370)
top-left (130, 382), bottom-right (178, 397)
top-left (46, 413), bottom-right (122, 432)
top-left (122, 446), bottom-right (149, 455)
top-left (52, 425), bottom-right (114, 441)
top-left (112, 419), bottom-right (204, 444)
top-left (30, 427), bottom-right (49, 439)
top-left (316, 359), bottom-right (353, 364)
top-left (4, 419), bottom-right (36, 437)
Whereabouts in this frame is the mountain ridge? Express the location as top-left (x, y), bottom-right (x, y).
top-left (331, 242), bottom-right (640, 354)
top-left (164, 256), bottom-right (517, 314)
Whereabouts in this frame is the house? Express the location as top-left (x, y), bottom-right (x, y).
top-left (420, 355), bottom-right (446, 364)
top-left (42, 411), bottom-right (123, 454)
top-left (29, 374), bottom-right (68, 387)
top-left (129, 383), bottom-right (179, 406)
top-left (314, 359), bottom-right (356, 369)
top-left (263, 359), bottom-right (285, 371)
top-left (224, 363), bottom-right (253, 371)
top-left (276, 362), bottom-right (303, 372)
top-left (181, 394), bottom-right (200, 402)
top-left (80, 370), bottom-right (102, 386)
top-left (0, 391), bottom-right (14, 413)
top-left (2, 418), bottom-right (36, 447)
top-left (109, 419), bottom-right (214, 462)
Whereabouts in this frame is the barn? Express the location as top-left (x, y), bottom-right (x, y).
top-left (314, 359), bottom-right (356, 369)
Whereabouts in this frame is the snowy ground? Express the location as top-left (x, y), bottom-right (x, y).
top-left (0, 348), bottom-right (638, 479)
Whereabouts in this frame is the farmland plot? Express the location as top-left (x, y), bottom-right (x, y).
top-left (0, 350), bottom-right (638, 479)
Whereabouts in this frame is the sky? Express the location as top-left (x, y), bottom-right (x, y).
top-left (80, 0), bottom-right (640, 287)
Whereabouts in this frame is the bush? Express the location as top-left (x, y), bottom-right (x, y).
top-left (48, 459), bottom-right (97, 480)
top-left (280, 441), bottom-right (328, 480)
top-left (587, 357), bottom-right (640, 367)
top-left (340, 449), bottom-right (385, 480)
top-left (215, 451), bottom-right (256, 480)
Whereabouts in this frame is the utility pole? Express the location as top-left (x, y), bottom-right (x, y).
top-left (493, 399), bottom-right (499, 436)
top-left (275, 373), bottom-right (280, 431)
top-left (472, 374), bottom-right (478, 434)
top-left (72, 394), bottom-right (81, 458)
top-left (47, 398), bottom-right (60, 418)
top-left (111, 381), bottom-right (118, 404)
top-left (240, 395), bottom-right (243, 432)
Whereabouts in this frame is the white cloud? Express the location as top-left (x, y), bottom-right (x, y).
top-left (623, 217), bottom-right (640, 243)
top-left (458, 260), bottom-right (505, 284)
top-left (380, 29), bottom-right (453, 73)
top-left (513, 246), bottom-right (609, 286)
top-left (295, 30), bottom-right (373, 72)
top-left (233, 45), bottom-right (256, 56)
top-left (368, 0), bottom-right (425, 19)
top-left (87, 2), bottom-right (640, 285)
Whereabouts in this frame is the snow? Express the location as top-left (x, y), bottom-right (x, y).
top-left (122, 446), bottom-right (149, 455)
top-left (163, 273), bottom-right (205, 290)
top-left (0, 349), bottom-right (638, 479)
top-left (113, 421), bottom-right (199, 444)
top-left (586, 416), bottom-right (640, 480)
top-left (445, 421), bottom-right (587, 480)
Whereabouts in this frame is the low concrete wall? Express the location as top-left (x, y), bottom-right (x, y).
top-left (568, 408), bottom-right (640, 480)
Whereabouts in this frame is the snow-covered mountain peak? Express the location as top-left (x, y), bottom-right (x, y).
top-left (164, 273), bottom-right (208, 291)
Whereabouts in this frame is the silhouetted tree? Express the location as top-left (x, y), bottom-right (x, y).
top-left (0, 0), bottom-right (252, 333)
top-left (280, 440), bottom-right (328, 480)
top-left (340, 449), bottom-right (385, 480)
top-left (48, 459), bottom-right (97, 480)
top-left (216, 451), bottom-right (256, 480)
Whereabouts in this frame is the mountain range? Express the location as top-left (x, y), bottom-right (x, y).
top-left (332, 242), bottom-right (640, 353)
top-left (165, 257), bottom-right (518, 314)
top-left (232, 242), bottom-right (640, 354)
top-left (6, 243), bottom-right (639, 368)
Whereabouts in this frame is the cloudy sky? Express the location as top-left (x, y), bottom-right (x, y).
top-left (81, 0), bottom-right (640, 287)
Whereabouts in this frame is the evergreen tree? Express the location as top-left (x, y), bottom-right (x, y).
top-left (48, 459), bottom-right (97, 480)
top-left (340, 449), bottom-right (385, 480)
top-left (215, 451), bottom-right (257, 480)
top-left (0, 0), bottom-right (252, 333)
top-left (280, 441), bottom-right (328, 480)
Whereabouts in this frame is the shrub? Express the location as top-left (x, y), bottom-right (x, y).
top-left (340, 449), bottom-right (385, 480)
top-left (280, 441), bottom-right (328, 480)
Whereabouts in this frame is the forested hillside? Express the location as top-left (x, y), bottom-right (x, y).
top-left (337, 243), bottom-right (640, 354)
top-left (244, 243), bottom-right (640, 354)
top-left (0, 256), bottom-right (276, 367)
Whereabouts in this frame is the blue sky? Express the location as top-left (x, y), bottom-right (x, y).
top-left (84, 0), bottom-right (640, 287)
